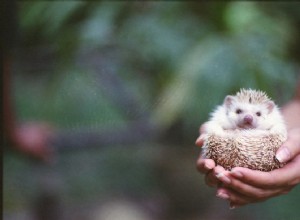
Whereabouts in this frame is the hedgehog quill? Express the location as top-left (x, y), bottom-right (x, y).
top-left (202, 89), bottom-right (287, 171)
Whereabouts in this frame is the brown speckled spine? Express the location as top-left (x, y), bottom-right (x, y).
top-left (202, 134), bottom-right (285, 171)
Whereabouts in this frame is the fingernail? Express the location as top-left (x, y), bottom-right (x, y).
top-left (229, 203), bottom-right (240, 210)
top-left (230, 205), bottom-right (236, 210)
top-left (195, 137), bottom-right (203, 146)
top-left (230, 170), bottom-right (243, 178)
top-left (216, 192), bottom-right (229, 200)
top-left (276, 147), bottom-right (291, 163)
top-left (216, 172), bottom-right (231, 184)
top-left (216, 172), bottom-right (223, 178)
top-left (205, 163), bottom-right (213, 170)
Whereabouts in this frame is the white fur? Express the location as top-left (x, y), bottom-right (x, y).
top-left (205, 95), bottom-right (287, 139)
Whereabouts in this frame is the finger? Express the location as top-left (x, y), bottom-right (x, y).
top-left (205, 170), bottom-right (220, 187)
top-left (214, 166), bottom-right (231, 185)
top-left (218, 186), bottom-right (284, 208)
top-left (276, 128), bottom-right (300, 163)
top-left (226, 174), bottom-right (287, 200)
top-left (229, 167), bottom-right (279, 189)
top-left (196, 123), bottom-right (208, 147)
top-left (195, 134), bottom-right (206, 147)
top-left (217, 187), bottom-right (251, 207)
top-left (230, 155), bottom-right (300, 188)
top-left (204, 165), bottom-right (226, 187)
top-left (196, 158), bottom-right (215, 174)
top-left (227, 188), bottom-right (291, 208)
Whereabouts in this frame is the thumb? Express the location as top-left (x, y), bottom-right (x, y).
top-left (276, 128), bottom-right (300, 163)
top-left (195, 123), bottom-right (208, 147)
top-left (195, 134), bottom-right (207, 147)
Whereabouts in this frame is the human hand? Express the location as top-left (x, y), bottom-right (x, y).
top-left (195, 123), bottom-right (231, 187)
top-left (215, 128), bottom-right (300, 208)
top-left (13, 122), bottom-right (55, 163)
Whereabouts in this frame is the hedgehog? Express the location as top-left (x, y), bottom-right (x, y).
top-left (201, 89), bottom-right (287, 171)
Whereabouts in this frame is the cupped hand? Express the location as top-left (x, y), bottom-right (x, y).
top-left (196, 123), bottom-right (226, 188)
top-left (215, 128), bottom-right (300, 208)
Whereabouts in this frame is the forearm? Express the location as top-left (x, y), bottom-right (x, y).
top-left (281, 81), bottom-right (300, 130)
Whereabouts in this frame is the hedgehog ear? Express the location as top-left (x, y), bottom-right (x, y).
top-left (224, 95), bottom-right (235, 108)
top-left (266, 101), bottom-right (275, 113)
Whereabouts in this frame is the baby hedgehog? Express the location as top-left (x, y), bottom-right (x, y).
top-left (202, 88), bottom-right (287, 171)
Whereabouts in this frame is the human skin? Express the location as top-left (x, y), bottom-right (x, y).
top-left (4, 56), bottom-right (54, 162)
top-left (196, 86), bottom-right (300, 209)
top-left (3, 4), bottom-right (54, 163)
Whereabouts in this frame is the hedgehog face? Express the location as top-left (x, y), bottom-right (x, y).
top-left (224, 95), bottom-right (273, 130)
top-left (227, 103), bottom-right (258, 129)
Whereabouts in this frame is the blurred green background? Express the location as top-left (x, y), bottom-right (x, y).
top-left (3, 1), bottom-right (300, 220)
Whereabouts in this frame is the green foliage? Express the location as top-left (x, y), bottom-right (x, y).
top-left (14, 69), bottom-right (126, 129)
top-left (5, 1), bottom-right (300, 218)
top-left (17, 1), bottom-right (299, 133)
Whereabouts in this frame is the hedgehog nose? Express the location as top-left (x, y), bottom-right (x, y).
top-left (244, 115), bottom-right (253, 124)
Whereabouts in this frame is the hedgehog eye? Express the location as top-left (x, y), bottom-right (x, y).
top-left (236, 109), bottom-right (242, 114)
top-left (256, 112), bottom-right (261, 116)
